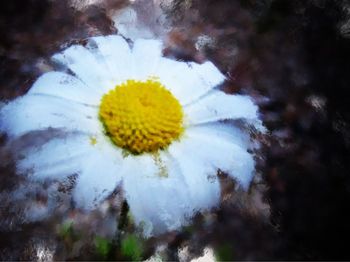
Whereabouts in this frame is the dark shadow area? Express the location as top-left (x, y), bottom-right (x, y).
top-left (257, 1), bottom-right (350, 260)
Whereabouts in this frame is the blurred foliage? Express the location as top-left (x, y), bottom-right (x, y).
top-left (215, 243), bottom-right (234, 261)
top-left (120, 234), bottom-right (144, 261)
top-left (94, 236), bottom-right (112, 259)
top-left (58, 221), bottom-right (74, 239)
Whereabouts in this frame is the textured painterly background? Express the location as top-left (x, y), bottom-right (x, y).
top-left (1, 0), bottom-right (350, 260)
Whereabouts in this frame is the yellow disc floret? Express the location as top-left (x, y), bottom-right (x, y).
top-left (99, 79), bottom-right (184, 154)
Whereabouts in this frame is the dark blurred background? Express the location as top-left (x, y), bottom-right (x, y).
top-left (1, 0), bottom-right (350, 260)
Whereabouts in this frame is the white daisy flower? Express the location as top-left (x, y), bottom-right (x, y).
top-left (0, 35), bottom-right (262, 236)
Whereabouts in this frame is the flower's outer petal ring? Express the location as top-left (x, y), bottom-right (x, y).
top-left (0, 94), bottom-right (100, 138)
top-left (167, 143), bottom-right (221, 213)
top-left (184, 90), bottom-right (259, 126)
top-left (122, 154), bottom-right (193, 236)
top-left (28, 71), bottom-right (101, 106)
top-left (52, 44), bottom-right (115, 94)
top-left (175, 126), bottom-right (255, 189)
top-left (155, 58), bottom-right (225, 105)
top-left (88, 35), bottom-right (133, 84)
top-left (185, 122), bottom-right (251, 150)
top-left (131, 38), bottom-right (163, 80)
top-left (73, 150), bottom-right (123, 210)
top-left (15, 133), bottom-right (96, 181)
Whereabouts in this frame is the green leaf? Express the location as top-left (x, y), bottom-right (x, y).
top-left (58, 221), bottom-right (74, 238)
top-left (121, 234), bottom-right (144, 261)
top-left (215, 244), bottom-right (234, 261)
top-left (94, 236), bottom-right (112, 258)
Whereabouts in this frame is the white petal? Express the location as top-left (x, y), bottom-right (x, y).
top-left (176, 126), bottom-right (256, 189)
top-left (168, 122), bottom-right (254, 195)
top-left (122, 154), bottom-right (193, 236)
top-left (184, 90), bottom-right (259, 126)
top-left (52, 45), bottom-right (114, 93)
top-left (28, 71), bottom-right (101, 106)
top-left (73, 151), bottom-right (123, 210)
top-left (186, 122), bottom-right (251, 150)
top-left (89, 35), bottom-right (133, 84)
top-left (131, 39), bottom-right (162, 80)
top-left (167, 144), bottom-right (221, 213)
top-left (155, 59), bottom-right (225, 105)
top-left (16, 133), bottom-right (95, 181)
top-left (0, 94), bottom-right (100, 137)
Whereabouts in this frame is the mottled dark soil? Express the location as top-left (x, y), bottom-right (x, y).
top-left (1, 0), bottom-right (350, 260)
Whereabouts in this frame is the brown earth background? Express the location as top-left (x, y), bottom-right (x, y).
top-left (1, 0), bottom-right (350, 260)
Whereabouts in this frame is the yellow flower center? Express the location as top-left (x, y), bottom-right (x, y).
top-left (99, 79), bottom-right (184, 154)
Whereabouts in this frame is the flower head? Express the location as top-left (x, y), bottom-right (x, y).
top-left (99, 79), bottom-right (184, 154)
top-left (0, 35), bottom-right (262, 236)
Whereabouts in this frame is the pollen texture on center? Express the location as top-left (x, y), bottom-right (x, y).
top-left (99, 79), bottom-right (184, 154)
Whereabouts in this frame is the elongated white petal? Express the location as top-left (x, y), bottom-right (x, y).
top-left (52, 45), bottom-right (114, 93)
top-left (122, 154), bottom-right (193, 236)
top-left (131, 39), bottom-right (162, 80)
top-left (89, 35), bottom-right (133, 83)
top-left (16, 133), bottom-right (95, 181)
top-left (186, 122), bottom-right (251, 150)
top-left (73, 152), bottom-right (123, 210)
top-left (28, 71), bottom-right (101, 106)
top-left (175, 126), bottom-right (255, 189)
top-left (168, 122), bottom-right (253, 197)
top-left (155, 59), bottom-right (225, 105)
top-left (167, 145), bottom-right (221, 213)
top-left (184, 91), bottom-right (259, 126)
top-left (0, 94), bottom-right (100, 137)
